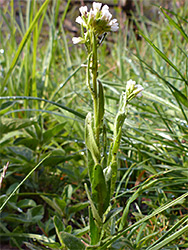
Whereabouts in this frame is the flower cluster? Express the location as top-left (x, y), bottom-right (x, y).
top-left (126, 79), bottom-right (144, 99)
top-left (72, 2), bottom-right (119, 45)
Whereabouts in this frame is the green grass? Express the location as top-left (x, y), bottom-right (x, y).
top-left (0, 0), bottom-right (188, 249)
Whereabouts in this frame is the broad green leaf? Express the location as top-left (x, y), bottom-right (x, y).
top-left (17, 199), bottom-right (36, 208)
top-left (0, 131), bottom-right (23, 145)
top-left (8, 146), bottom-right (33, 161)
top-left (42, 154), bottom-right (81, 167)
top-left (84, 183), bottom-right (102, 227)
top-left (0, 118), bottom-right (36, 134)
top-left (26, 205), bottom-right (44, 223)
top-left (54, 198), bottom-right (66, 212)
top-left (68, 202), bottom-right (89, 214)
top-left (14, 137), bottom-right (39, 151)
top-left (40, 196), bottom-right (64, 217)
top-left (53, 216), bottom-right (65, 247)
top-left (111, 238), bottom-right (135, 250)
top-left (73, 226), bottom-right (90, 237)
top-left (89, 207), bottom-right (100, 245)
top-left (60, 232), bottom-right (85, 250)
top-left (43, 122), bottom-right (66, 144)
top-left (92, 163), bottom-right (109, 216)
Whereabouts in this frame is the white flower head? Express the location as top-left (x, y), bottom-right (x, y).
top-left (126, 80), bottom-right (144, 98)
top-left (79, 6), bottom-right (88, 16)
top-left (73, 2), bottom-right (119, 46)
top-left (126, 79), bottom-right (136, 92)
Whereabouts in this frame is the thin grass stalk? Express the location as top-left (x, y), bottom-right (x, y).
top-left (32, 1), bottom-right (39, 111)
top-left (2, 0), bottom-right (50, 91)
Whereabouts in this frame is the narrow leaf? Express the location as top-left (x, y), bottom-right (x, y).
top-left (139, 31), bottom-right (188, 85)
top-left (60, 232), bottom-right (85, 250)
top-left (0, 154), bottom-right (51, 211)
top-left (85, 113), bottom-right (100, 163)
top-left (3, 0), bottom-right (50, 89)
top-left (92, 164), bottom-right (109, 216)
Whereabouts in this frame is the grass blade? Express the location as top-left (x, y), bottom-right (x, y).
top-left (0, 96), bottom-right (85, 119)
top-left (0, 154), bottom-right (51, 211)
top-left (160, 7), bottom-right (188, 43)
top-left (147, 224), bottom-right (188, 250)
top-left (139, 31), bottom-right (188, 85)
top-left (2, 0), bottom-right (50, 90)
top-left (100, 192), bottom-right (188, 249)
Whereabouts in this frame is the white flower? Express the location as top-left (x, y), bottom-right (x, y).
top-left (72, 37), bottom-right (84, 44)
top-left (101, 9), bottom-right (112, 21)
top-left (102, 5), bottom-right (109, 11)
top-left (109, 19), bottom-right (119, 31)
top-left (93, 2), bottom-right (102, 14)
top-left (76, 16), bottom-right (84, 25)
top-left (79, 6), bottom-right (88, 16)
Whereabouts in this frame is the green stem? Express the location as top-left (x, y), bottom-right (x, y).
top-left (86, 53), bottom-right (93, 95)
top-left (92, 33), bottom-right (99, 146)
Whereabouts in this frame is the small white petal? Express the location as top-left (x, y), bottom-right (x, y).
top-left (93, 2), bottom-right (102, 12)
top-left (79, 6), bottom-right (88, 16)
top-left (75, 16), bottom-right (84, 25)
top-left (102, 5), bottom-right (109, 11)
top-left (136, 92), bottom-right (143, 98)
top-left (88, 9), bottom-right (95, 21)
top-left (101, 9), bottom-right (112, 21)
top-left (111, 23), bottom-right (119, 31)
top-left (126, 79), bottom-right (136, 91)
top-left (109, 19), bottom-right (118, 25)
top-left (136, 84), bottom-right (144, 91)
top-left (134, 84), bottom-right (144, 97)
top-left (72, 37), bottom-right (83, 44)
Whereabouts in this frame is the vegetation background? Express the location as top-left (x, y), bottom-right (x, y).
top-left (0, 0), bottom-right (187, 249)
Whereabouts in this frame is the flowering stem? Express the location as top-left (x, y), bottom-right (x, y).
top-left (92, 32), bottom-right (100, 146)
top-left (86, 53), bottom-right (93, 94)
